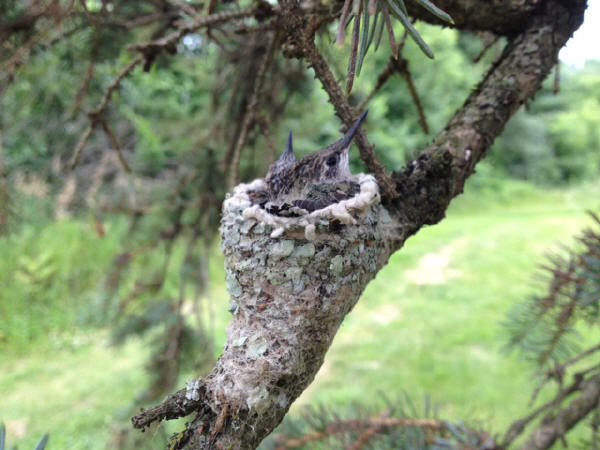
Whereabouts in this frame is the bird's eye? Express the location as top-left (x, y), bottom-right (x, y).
top-left (326, 154), bottom-right (338, 166)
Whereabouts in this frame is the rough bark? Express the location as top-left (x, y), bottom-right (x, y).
top-left (404, 0), bottom-right (543, 34)
top-left (131, 0), bottom-right (589, 448)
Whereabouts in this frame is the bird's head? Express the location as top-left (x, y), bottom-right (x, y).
top-left (299, 109), bottom-right (368, 183)
top-left (265, 110), bottom-right (368, 198)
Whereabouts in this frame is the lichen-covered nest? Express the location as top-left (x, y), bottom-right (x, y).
top-left (223, 173), bottom-right (381, 240)
top-left (212, 174), bottom-right (391, 428)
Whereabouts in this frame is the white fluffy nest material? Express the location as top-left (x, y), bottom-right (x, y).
top-left (223, 174), bottom-right (380, 240)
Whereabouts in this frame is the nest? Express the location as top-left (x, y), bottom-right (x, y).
top-left (206, 174), bottom-right (391, 446)
top-left (223, 174), bottom-right (381, 240)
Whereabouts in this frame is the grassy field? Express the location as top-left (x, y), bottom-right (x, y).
top-left (1, 179), bottom-right (599, 449)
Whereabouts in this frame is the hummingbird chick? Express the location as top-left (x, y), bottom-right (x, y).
top-left (263, 111), bottom-right (368, 216)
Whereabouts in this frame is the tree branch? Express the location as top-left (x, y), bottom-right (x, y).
top-left (70, 55), bottom-right (143, 169)
top-left (520, 374), bottom-right (600, 450)
top-left (404, 0), bottom-right (543, 35)
top-left (130, 8), bottom-right (261, 57)
top-left (501, 368), bottom-right (590, 447)
top-left (388, 0), bottom-right (587, 241)
top-left (132, 383), bottom-right (206, 431)
top-left (275, 416), bottom-right (445, 449)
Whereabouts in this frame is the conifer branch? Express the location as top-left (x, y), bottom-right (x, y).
top-left (227, 31), bottom-right (279, 189)
top-left (130, 8), bottom-right (260, 57)
top-left (520, 374), bottom-right (600, 450)
top-left (274, 417), bottom-right (445, 449)
top-left (100, 120), bottom-right (132, 173)
top-left (303, 40), bottom-right (399, 201)
top-left (70, 55), bottom-right (143, 169)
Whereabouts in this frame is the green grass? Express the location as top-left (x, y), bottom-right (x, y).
top-left (0, 217), bottom-right (125, 351)
top-left (1, 180), bottom-right (599, 449)
top-left (0, 331), bottom-right (150, 449)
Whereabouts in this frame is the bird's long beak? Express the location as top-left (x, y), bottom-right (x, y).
top-left (326, 110), bottom-right (368, 153)
top-left (285, 131), bottom-right (293, 156)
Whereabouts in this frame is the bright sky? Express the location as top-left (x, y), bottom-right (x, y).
top-left (559, 1), bottom-right (600, 66)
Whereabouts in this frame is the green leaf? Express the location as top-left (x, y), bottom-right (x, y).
top-left (33, 433), bottom-right (49, 450)
top-left (373, 6), bottom-right (385, 51)
top-left (415, 0), bottom-right (453, 23)
top-left (396, 0), bottom-right (408, 15)
top-left (367, 3), bottom-right (381, 50)
top-left (356, 0), bottom-right (371, 76)
top-left (346, 1), bottom-right (362, 93)
top-left (386, 0), bottom-right (434, 58)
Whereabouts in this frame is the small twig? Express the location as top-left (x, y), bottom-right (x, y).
top-left (357, 59), bottom-right (397, 113)
top-left (473, 32), bottom-right (499, 63)
top-left (0, 7), bottom-right (45, 36)
top-left (578, 362), bottom-right (600, 378)
top-left (536, 295), bottom-right (577, 367)
top-left (399, 59), bottom-right (429, 134)
top-left (307, 11), bottom-right (342, 37)
top-left (304, 40), bottom-right (398, 201)
top-left (276, 417), bottom-right (445, 450)
top-left (130, 8), bottom-right (258, 56)
top-left (100, 119), bottom-right (132, 173)
top-left (78, 0), bottom-right (98, 27)
top-left (501, 368), bottom-right (594, 448)
top-left (346, 423), bottom-right (381, 450)
top-left (234, 22), bottom-right (276, 34)
top-left (71, 37), bottom-right (100, 115)
top-left (173, 0), bottom-right (200, 17)
top-left (529, 368), bottom-right (558, 408)
top-left (83, 11), bottom-right (181, 29)
top-left (227, 31), bottom-right (279, 189)
top-left (131, 383), bottom-right (206, 430)
top-left (257, 115), bottom-right (277, 160)
top-left (346, 410), bottom-right (390, 450)
top-left (204, 0), bottom-right (218, 40)
top-left (355, 51), bottom-right (427, 135)
top-left (530, 343), bottom-right (600, 406)
top-left (69, 123), bottom-right (95, 169)
top-left (1, 24), bottom-right (48, 73)
top-left (70, 55), bottom-right (143, 169)
top-left (520, 374), bottom-right (600, 450)
top-left (206, 0), bottom-right (217, 15)
top-left (397, 28), bottom-right (409, 53)
top-left (92, 54), bottom-right (143, 117)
